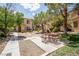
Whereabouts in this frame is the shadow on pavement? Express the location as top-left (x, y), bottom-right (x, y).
top-left (11, 35), bottom-right (26, 41)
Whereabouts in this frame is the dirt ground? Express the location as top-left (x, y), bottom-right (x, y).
top-left (0, 42), bottom-right (7, 54)
top-left (19, 40), bottom-right (45, 56)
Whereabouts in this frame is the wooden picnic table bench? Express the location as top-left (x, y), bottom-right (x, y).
top-left (41, 33), bottom-right (59, 43)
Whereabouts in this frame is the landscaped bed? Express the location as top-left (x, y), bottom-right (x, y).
top-left (19, 40), bottom-right (45, 56)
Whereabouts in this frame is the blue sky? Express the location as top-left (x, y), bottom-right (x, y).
top-left (0, 3), bottom-right (48, 19)
top-left (0, 3), bottom-right (75, 19)
top-left (13, 3), bottom-right (48, 19)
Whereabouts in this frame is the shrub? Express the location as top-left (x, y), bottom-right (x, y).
top-left (59, 34), bottom-right (70, 42)
top-left (59, 34), bottom-right (79, 43)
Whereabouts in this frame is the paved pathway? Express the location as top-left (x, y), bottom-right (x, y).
top-left (24, 33), bottom-right (64, 53)
top-left (31, 36), bottom-right (64, 52)
top-left (0, 33), bottom-right (20, 56)
top-left (0, 32), bottom-right (64, 56)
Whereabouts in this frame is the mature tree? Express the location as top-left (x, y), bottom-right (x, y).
top-left (0, 4), bottom-right (15, 37)
top-left (50, 14), bottom-right (64, 32)
top-left (4, 4), bottom-right (14, 37)
top-left (15, 12), bottom-right (24, 32)
top-left (33, 12), bottom-right (48, 33)
top-left (45, 3), bottom-right (68, 34)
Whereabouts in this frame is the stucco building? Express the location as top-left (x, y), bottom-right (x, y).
top-left (70, 10), bottom-right (79, 32)
top-left (16, 18), bottom-right (33, 32)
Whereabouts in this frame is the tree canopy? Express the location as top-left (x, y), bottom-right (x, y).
top-left (0, 3), bottom-right (24, 38)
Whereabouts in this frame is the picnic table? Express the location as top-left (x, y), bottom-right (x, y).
top-left (41, 33), bottom-right (59, 43)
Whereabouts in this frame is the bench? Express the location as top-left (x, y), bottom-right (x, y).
top-left (41, 33), bottom-right (59, 43)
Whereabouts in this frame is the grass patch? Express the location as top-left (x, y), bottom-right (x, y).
top-left (48, 45), bottom-right (79, 56)
top-left (48, 33), bottom-right (79, 56)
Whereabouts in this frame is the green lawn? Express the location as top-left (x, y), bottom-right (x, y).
top-left (48, 45), bottom-right (79, 56)
top-left (48, 34), bottom-right (79, 56)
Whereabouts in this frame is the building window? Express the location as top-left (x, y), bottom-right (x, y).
top-left (73, 21), bottom-right (78, 28)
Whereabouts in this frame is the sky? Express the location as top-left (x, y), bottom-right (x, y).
top-left (0, 3), bottom-right (75, 19)
top-left (0, 3), bottom-right (48, 19)
top-left (14, 3), bottom-right (48, 19)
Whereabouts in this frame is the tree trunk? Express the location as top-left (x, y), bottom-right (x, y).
top-left (63, 7), bottom-right (67, 34)
top-left (4, 7), bottom-right (8, 37)
top-left (41, 23), bottom-right (44, 33)
top-left (18, 25), bottom-right (21, 32)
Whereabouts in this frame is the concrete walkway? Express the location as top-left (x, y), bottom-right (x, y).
top-left (0, 32), bottom-right (64, 56)
top-left (23, 33), bottom-right (64, 55)
top-left (0, 33), bottom-right (20, 56)
top-left (31, 36), bottom-right (64, 52)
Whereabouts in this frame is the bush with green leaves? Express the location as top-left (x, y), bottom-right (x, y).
top-left (59, 34), bottom-right (79, 43)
